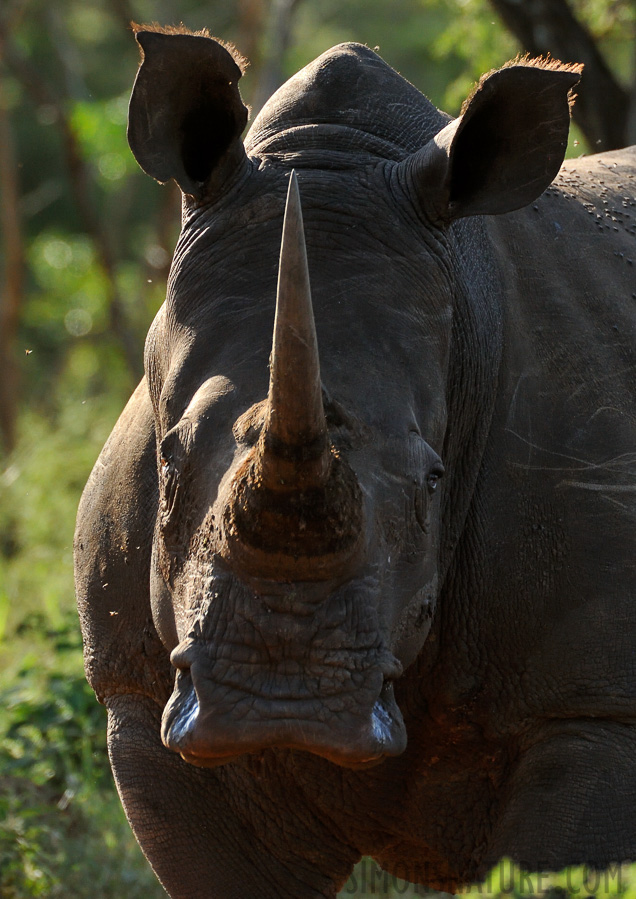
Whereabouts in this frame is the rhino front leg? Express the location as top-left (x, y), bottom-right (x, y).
top-left (483, 719), bottom-right (636, 874)
top-left (107, 693), bottom-right (358, 899)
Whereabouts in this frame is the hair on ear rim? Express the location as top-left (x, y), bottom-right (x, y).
top-left (131, 22), bottom-right (249, 75)
top-left (461, 54), bottom-right (583, 117)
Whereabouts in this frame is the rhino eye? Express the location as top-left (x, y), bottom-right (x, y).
top-left (160, 454), bottom-right (176, 480)
top-left (426, 463), bottom-right (445, 496)
top-left (160, 455), bottom-right (179, 515)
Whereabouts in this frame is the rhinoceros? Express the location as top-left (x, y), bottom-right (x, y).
top-left (75, 23), bottom-right (636, 898)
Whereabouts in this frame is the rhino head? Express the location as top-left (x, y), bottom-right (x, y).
top-left (154, 172), bottom-right (424, 768)
top-left (126, 27), bottom-right (579, 768)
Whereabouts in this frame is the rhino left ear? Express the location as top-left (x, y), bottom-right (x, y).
top-left (128, 28), bottom-right (249, 200)
top-left (402, 60), bottom-right (582, 223)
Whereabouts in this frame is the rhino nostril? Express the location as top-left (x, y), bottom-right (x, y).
top-left (170, 643), bottom-right (195, 671)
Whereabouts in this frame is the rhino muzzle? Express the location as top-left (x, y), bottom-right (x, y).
top-left (219, 172), bottom-right (364, 582)
top-left (160, 569), bottom-right (406, 769)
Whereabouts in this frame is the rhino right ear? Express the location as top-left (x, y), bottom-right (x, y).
top-left (400, 59), bottom-right (582, 223)
top-left (128, 28), bottom-right (249, 200)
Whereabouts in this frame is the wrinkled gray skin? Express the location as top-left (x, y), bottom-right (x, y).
top-left (75, 27), bottom-right (636, 898)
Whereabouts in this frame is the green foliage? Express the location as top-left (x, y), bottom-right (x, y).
top-left (576, 0), bottom-right (635, 78)
top-left (1, 618), bottom-right (107, 789)
top-left (469, 859), bottom-right (634, 897)
top-left (0, 619), bottom-right (164, 897)
top-left (71, 95), bottom-right (136, 186)
top-left (0, 382), bottom-right (154, 895)
top-left (0, 776), bottom-right (164, 897)
top-left (425, 0), bottom-right (517, 111)
top-left (337, 857), bottom-right (636, 897)
top-left (0, 396), bottom-right (121, 647)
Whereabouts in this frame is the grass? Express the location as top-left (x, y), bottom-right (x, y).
top-left (0, 400), bottom-right (165, 896)
top-left (0, 615), bottom-right (165, 897)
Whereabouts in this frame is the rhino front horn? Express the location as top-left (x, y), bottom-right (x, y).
top-left (259, 170), bottom-right (332, 490)
top-left (220, 172), bottom-right (364, 582)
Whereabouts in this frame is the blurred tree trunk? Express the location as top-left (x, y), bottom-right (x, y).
top-left (0, 76), bottom-right (23, 453)
top-left (488, 0), bottom-right (631, 150)
top-left (108, 0), bottom-right (135, 33)
top-left (251, 0), bottom-right (304, 116)
top-left (630, 10), bottom-right (636, 144)
top-left (238, 0), bottom-right (267, 72)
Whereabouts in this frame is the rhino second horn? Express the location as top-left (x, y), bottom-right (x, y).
top-left (258, 170), bottom-right (332, 492)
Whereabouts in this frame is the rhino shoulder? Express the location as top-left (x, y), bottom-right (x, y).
top-left (75, 378), bottom-right (171, 706)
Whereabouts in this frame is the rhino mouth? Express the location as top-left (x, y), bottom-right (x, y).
top-left (159, 569), bottom-right (407, 768)
top-left (161, 665), bottom-right (406, 769)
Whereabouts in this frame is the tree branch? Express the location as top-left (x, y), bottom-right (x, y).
top-left (0, 2), bottom-right (29, 453)
top-left (0, 76), bottom-right (24, 452)
top-left (251, 0), bottom-right (304, 115)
